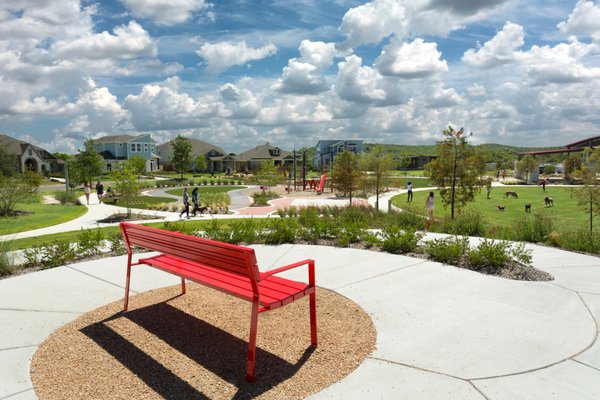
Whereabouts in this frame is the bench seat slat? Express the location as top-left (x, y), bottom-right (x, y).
top-left (139, 255), bottom-right (312, 309)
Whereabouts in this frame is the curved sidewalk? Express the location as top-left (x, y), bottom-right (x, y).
top-left (1, 239), bottom-right (599, 399)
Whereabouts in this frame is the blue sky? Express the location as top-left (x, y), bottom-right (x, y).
top-left (1, 0), bottom-right (599, 154)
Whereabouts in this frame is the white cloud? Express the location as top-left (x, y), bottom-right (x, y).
top-left (121, 0), bottom-right (212, 26)
top-left (51, 21), bottom-right (156, 60)
top-left (274, 40), bottom-right (336, 94)
top-left (376, 38), bottom-right (448, 78)
top-left (337, 0), bottom-right (408, 50)
top-left (196, 41), bottom-right (277, 75)
top-left (557, 1), bottom-right (600, 40)
top-left (462, 22), bottom-right (525, 68)
top-left (334, 55), bottom-right (387, 103)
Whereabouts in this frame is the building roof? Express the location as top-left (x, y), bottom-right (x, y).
top-left (236, 143), bottom-right (293, 161)
top-left (157, 138), bottom-right (227, 157)
top-left (0, 134), bottom-right (58, 160)
top-left (563, 135), bottom-right (600, 148)
top-left (94, 134), bottom-right (156, 144)
top-left (516, 148), bottom-right (585, 156)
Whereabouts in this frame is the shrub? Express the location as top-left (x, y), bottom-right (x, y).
top-left (263, 218), bottom-right (299, 244)
top-left (425, 236), bottom-right (469, 264)
top-left (436, 209), bottom-right (485, 236)
top-left (380, 226), bottom-right (423, 254)
top-left (201, 219), bottom-right (231, 242)
top-left (77, 227), bottom-right (105, 257)
top-left (42, 240), bottom-right (76, 268)
top-left (23, 243), bottom-right (44, 268)
top-left (387, 207), bottom-right (425, 231)
top-left (466, 239), bottom-right (510, 271)
top-left (251, 191), bottom-right (278, 206)
top-left (54, 190), bottom-right (82, 205)
top-left (108, 231), bottom-right (126, 254)
top-left (0, 238), bottom-right (16, 277)
top-left (512, 211), bottom-right (553, 243)
top-left (556, 229), bottom-right (600, 254)
top-left (228, 218), bottom-right (263, 244)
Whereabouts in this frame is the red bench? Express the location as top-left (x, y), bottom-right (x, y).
top-left (119, 222), bottom-right (317, 381)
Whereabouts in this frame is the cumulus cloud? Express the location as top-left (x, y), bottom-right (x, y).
top-left (462, 22), bottom-right (525, 68)
top-left (557, 1), bottom-right (600, 40)
top-left (196, 41), bottom-right (277, 75)
top-left (427, 0), bottom-right (509, 16)
top-left (121, 0), bottom-right (212, 26)
top-left (274, 40), bottom-right (336, 94)
top-left (51, 21), bottom-right (156, 60)
top-left (337, 0), bottom-right (408, 50)
top-left (376, 38), bottom-right (447, 78)
top-left (334, 55), bottom-right (387, 103)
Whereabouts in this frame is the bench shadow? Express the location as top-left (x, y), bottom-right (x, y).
top-left (81, 302), bottom-right (315, 399)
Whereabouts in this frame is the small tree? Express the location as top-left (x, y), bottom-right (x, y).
top-left (331, 151), bottom-right (361, 205)
top-left (574, 148), bottom-right (600, 234)
top-left (0, 147), bottom-right (17, 177)
top-left (563, 154), bottom-right (582, 180)
top-left (72, 138), bottom-right (104, 185)
top-left (0, 170), bottom-right (41, 216)
top-left (128, 155), bottom-right (147, 179)
top-left (194, 154), bottom-right (207, 173)
top-left (516, 155), bottom-right (538, 183)
top-left (360, 145), bottom-right (393, 210)
top-left (171, 135), bottom-right (192, 180)
top-left (253, 161), bottom-right (281, 193)
top-left (111, 162), bottom-right (140, 217)
top-left (425, 126), bottom-right (486, 220)
top-left (397, 156), bottom-right (411, 176)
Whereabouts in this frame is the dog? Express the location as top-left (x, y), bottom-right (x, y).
top-left (525, 203), bottom-right (531, 213)
top-left (193, 206), bottom-right (211, 216)
top-left (503, 191), bottom-right (518, 199)
top-left (544, 196), bottom-right (554, 207)
top-left (497, 205), bottom-right (506, 211)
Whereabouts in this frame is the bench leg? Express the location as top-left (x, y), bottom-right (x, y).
top-left (124, 260), bottom-right (132, 311)
top-left (246, 299), bottom-right (259, 382)
top-left (181, 277), bottom-right (186, 294)
top-left (310, 290), bottom-right (317, 345)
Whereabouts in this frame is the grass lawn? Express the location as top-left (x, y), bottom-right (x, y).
top-left (6, 218), bottom-right (249, 250)
top-left (392, 186), bottom-right (588, 232)
top-left (119, 195), bottom-right (176, 207)
top-left (165, 186), bottom-right (246, 196)
top-left (388, 176), bottom-right (432, 189)
top-left (1, 203), bottom-right (88, 235)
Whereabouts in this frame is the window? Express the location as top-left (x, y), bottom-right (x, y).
top-left (136, 143), bottom-right (141, 152)
top-left (119, 143), bottom-right (123, 147)
top-left (28, 148), bottom-right (33, 156)
top-left (144, 143), bottom-right (148, 151)
top-left (130, 143), bottom-right (135, 152)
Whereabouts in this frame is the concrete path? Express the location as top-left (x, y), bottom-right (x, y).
top-left (1, 239), bottom-right (599, 399)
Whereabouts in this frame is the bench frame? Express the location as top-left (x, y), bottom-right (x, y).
top-left (119, 222), bottom-right (317, 381)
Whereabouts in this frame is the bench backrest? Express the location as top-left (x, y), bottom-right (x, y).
top-left (120, 222), bottom-right (260, 282)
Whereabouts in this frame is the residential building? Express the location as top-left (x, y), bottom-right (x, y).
top-left (313, 140), bottom-right (364, 170)
top-left (156, 138), bottom-right (236, 173)
top-left (236, 143), bottom-right (298, 172)
top-left (0, 134), bottom-right (63, 175)
top-left (91, 134), bottom-right (159, 172)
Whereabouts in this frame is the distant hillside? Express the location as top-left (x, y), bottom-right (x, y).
top-left (365, 143), bottom-right (562, 163)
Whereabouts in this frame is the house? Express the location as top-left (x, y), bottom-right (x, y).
top-left (156, 138), bottom-right (236, 173)
top-left (313, 140), bottom-right (364, 171)
top-left (0, 134), bottom-right (63, 175)
top-left (91, 134), bottom-right (159, 172)
top-left (236, 143), bottom-right (298, 172)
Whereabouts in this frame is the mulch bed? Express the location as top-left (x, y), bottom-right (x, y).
top-left (31, 285), bottom-right (376, 400)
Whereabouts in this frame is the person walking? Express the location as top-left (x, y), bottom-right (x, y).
top-left (486, 180), bottom-right (492, 199)
top-left (425, 191), bottom-right (435, 221)
top-left (83, 181), bottom-right (91, 205)
top-left (95, 181), bottom-right (104, 204)
top-left (179, 186), bottom-right (190, 219)
top-left (190, 187), bottom-right (200, 216)
top-left (541, 177), bottom-right (547, 192)
top-left (406, 181), bottom-right (413, 202)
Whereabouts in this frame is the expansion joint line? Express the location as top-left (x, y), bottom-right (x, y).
top-left (66, 265), bottom-right (136, 293)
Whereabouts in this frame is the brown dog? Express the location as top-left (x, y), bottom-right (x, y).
top-left (503, 191), bottom-right (518, 199)
top-left (497, 205), bottom-right (506, 211)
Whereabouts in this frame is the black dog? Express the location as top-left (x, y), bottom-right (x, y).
top-left (544, 196), bottom-right (554, 207)
top-left (503, 191), bottom-right (518, 199)
top-left (497, 205), bottom-right (506, 211)
top-left (525, 203), bottom-right (531, 213)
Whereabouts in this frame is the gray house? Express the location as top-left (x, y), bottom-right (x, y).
top-left (91, 134), bottom-right (159, 172)
top-left (236, 143), bottom-right (298, 171)
top-left (156, 138), bottom-right (236, 173)
top-left (313, 140), bottom-right (364, 170)
top-left (0, 134), bottom-right (63, 175)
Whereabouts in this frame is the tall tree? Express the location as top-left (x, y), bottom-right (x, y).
top-left (194, 154), bottom-right (207, 172)
top-left (425, 126), bottom-right (486, 220)
top-left (331, 150), bottom-right (361, 205)
top-left (171, 135), bottom-right (192, 179)
top-left (360, 145), bottom-right (393, 210)
top-left (72, 138), bottom-right (104, 185)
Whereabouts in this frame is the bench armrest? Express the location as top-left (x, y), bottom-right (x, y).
top-left (261, 259), bottom-right (315, 284)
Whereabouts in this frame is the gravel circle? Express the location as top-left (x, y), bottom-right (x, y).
top-left (31, 284), bottom-right (376, 400)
